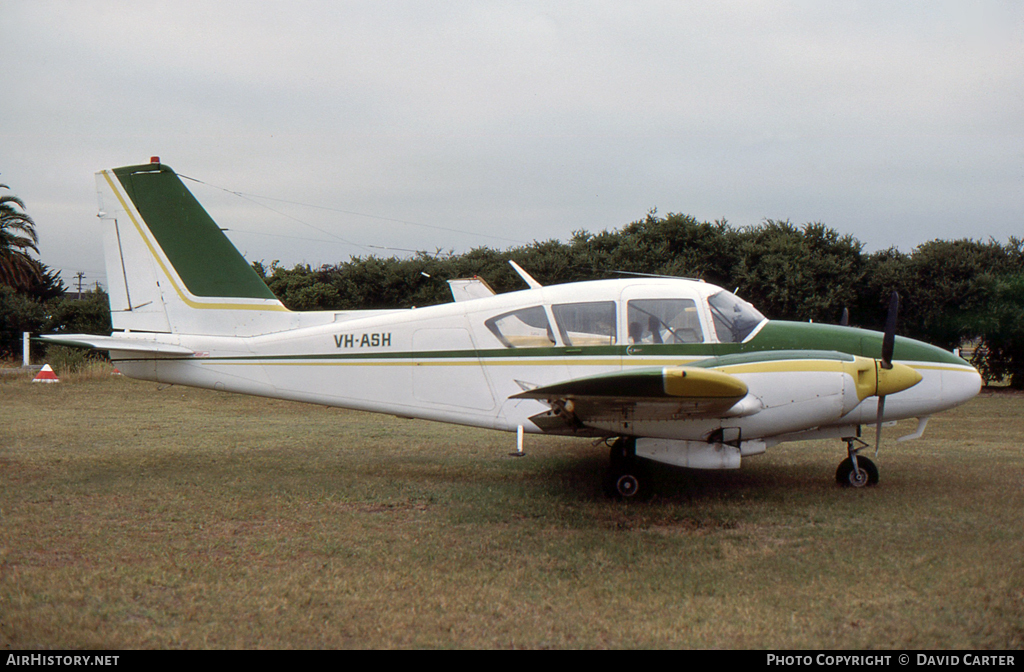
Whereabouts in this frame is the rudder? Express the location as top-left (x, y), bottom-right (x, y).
top-left (97, 160), bottom-right (289, 336)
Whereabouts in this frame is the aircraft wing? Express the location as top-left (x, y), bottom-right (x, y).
top-left (511, 366), bottom-right (750, 434)
top-left (36, 334), bottom-right (195, 356)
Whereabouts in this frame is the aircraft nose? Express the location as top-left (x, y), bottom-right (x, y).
top-left (901, 338), bottom-right (983, 411)
top-left (944, 364), bottom-right (983, 407)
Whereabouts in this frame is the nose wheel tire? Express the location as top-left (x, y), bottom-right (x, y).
top-left (836, 456), bottom-right (879, 488)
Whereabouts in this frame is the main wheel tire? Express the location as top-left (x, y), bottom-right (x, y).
top-left (836, 456), bottom-right (879, 488)
top-left (605, 468), bottom-right (647, 500)
top-left (613, 473), bottom-right (641, 498)
top-left (604, 455), bottom-right (650, 500)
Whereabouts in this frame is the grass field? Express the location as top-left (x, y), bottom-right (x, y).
top-left (1, 368), bottom-right (1021, 649)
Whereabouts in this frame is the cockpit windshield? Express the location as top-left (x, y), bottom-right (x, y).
top-left (707, 290), bottom-right (766, 343)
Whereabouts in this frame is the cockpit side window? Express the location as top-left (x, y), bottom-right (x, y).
top-left (551, 301), bottom-right (617, 346)
top-left (485, 306), bottom-right (556, 348)
top-left (627, 299), bottom-right (705, 344)
top-left (707, 290), bottom-right (766, 343)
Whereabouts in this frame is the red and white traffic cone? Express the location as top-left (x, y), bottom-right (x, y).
top-left (32, 364), bottom-right (60, 383)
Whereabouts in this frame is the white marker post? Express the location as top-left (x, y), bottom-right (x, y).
top-left (22, 332), bottom-right (30, 367)
top-left (510, 425), bottom-right (525, 457)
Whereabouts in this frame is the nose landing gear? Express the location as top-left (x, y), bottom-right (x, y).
top-left (837, 437), bottom-right (879, 488)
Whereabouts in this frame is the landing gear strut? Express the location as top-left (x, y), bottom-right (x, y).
top-left (836, 437), bottom-right (879, 488)
top-left (604, 437), bottom-right (650, 500)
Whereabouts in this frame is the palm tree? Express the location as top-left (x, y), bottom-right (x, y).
top-left (0, 183), bottom-right (43, 290)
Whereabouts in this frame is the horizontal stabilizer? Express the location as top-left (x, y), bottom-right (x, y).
top-left (37, 334), bottom-right (194, 356)
top-left (447, 277), bottom-right (497, 302)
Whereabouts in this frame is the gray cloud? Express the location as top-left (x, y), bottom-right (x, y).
top-left (2, 1), bottom-right (1021, 290)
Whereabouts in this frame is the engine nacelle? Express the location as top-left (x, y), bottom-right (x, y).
top-left (636, 437), bottom-right (767, 470)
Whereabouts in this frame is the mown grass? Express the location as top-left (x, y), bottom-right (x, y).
top-left (1, 372), bottom-right (1021, 649)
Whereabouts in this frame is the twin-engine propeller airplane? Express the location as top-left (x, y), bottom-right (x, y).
top-left (42, 160), bottom-right (982, 499)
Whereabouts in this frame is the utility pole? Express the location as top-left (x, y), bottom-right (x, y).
top-left (75, 272), bottom-right (85, 297)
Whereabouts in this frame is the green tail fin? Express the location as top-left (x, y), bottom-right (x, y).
top-left (111, 163), bottom-right (277, 301)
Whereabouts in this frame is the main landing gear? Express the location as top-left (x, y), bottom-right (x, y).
top-left (602, 435), bottom-right (881, 497)
top-left (837, 437), bottom-right (879, 488)
top-left (604, 437), bottom-right (650, 500)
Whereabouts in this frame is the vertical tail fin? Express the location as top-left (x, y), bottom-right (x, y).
top-left (97, 161), bottom-right (290, 336)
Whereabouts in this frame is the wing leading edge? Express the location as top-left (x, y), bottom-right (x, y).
top-left (511, 366), bottom-right (750, 435)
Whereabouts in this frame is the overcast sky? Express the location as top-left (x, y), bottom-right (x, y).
top-left (2, 1), bottom-right (1022, 291)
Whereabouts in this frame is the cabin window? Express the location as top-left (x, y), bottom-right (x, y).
top-left (551, 301), bottom-right (617, 346)
top-left (627, 299), bottom-right (704, 344)
top-left (485, 306), bottom-right (556, 348)
top-left (707, 290), bottom-right (765, 343)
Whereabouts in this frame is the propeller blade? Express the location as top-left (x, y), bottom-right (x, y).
top-left (881, 291), bottom-right (899, 369)
top-left (874, 395), bottom-right (886, 457)
top-left (872, 292), bottom-right (900, 457)
top-left (840, 307), bottom-right (849, 326)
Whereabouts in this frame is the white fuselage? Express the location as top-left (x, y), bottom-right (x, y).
top-left (110, 278), bottom-right (982, 446)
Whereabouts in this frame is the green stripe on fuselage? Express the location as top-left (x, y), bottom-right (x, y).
top-left (113, 164), bottom-right (279, 301)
